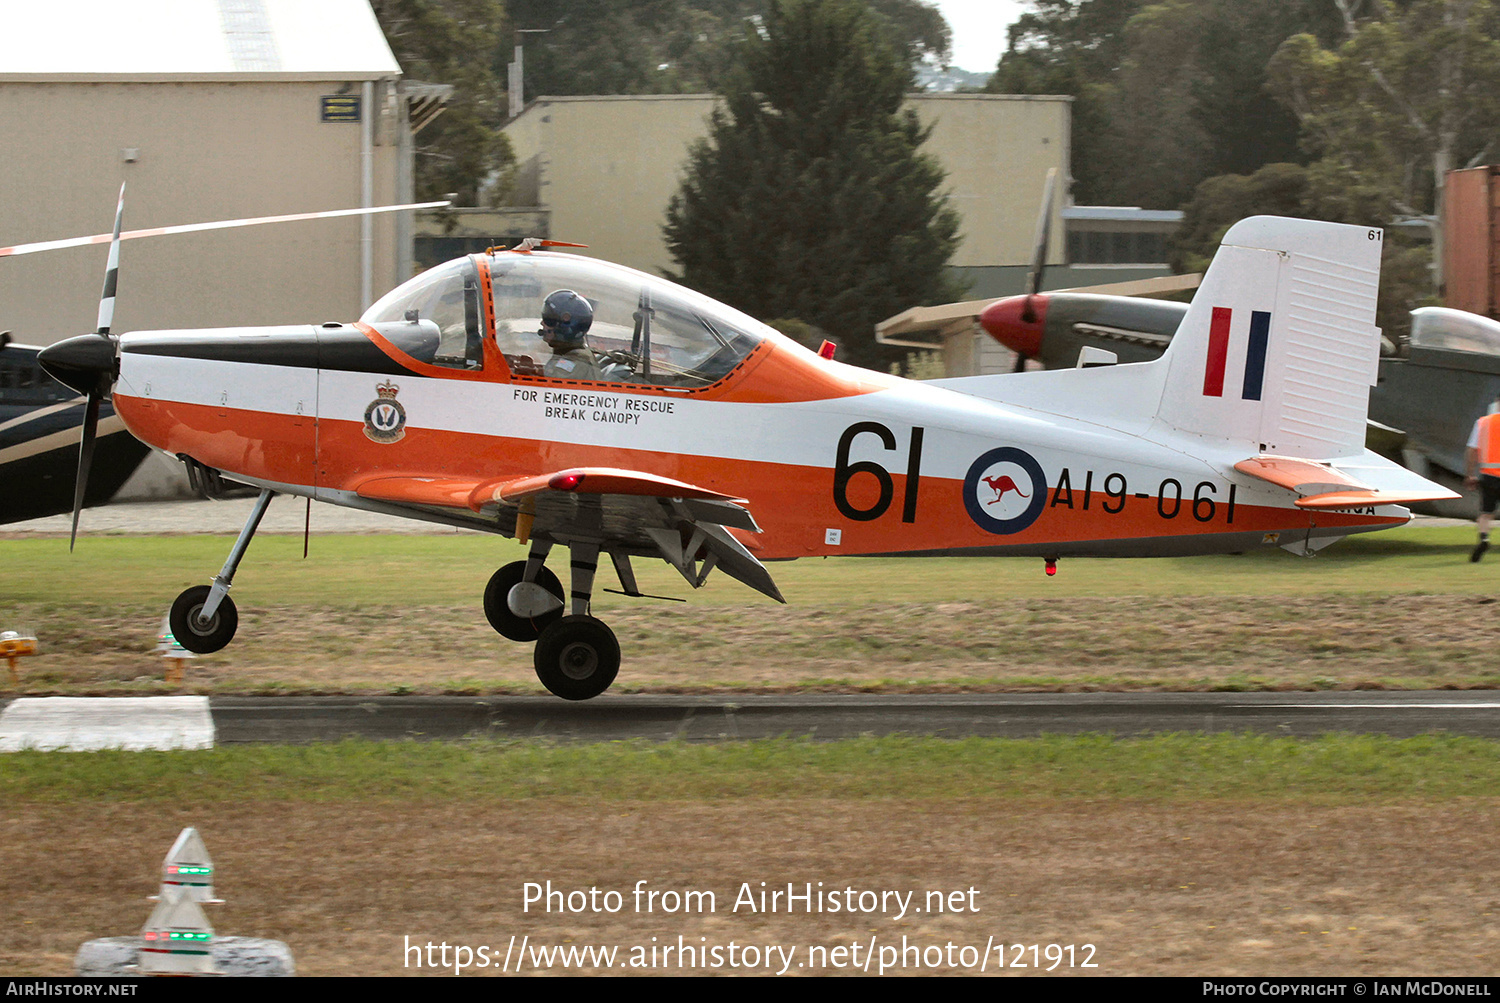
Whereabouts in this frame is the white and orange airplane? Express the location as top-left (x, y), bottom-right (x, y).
top-left (34, 209), bottom-right (1457, 699)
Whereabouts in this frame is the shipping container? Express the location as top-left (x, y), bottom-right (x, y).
top-left (1445, 165), bottom-right (1500, 319)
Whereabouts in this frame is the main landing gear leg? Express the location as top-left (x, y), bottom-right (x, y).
top-left (168, 488), bottom-right (275, 654)
top-left (533, 536), bottom-right (621, 701)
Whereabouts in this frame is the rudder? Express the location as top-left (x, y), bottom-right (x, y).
top-left (1154, 217), bottom-right (1383, 459)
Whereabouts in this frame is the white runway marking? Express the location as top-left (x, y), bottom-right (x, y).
top-left (0, 697), bottom-right (215, 752)
top-left (1229, 703), bottom-right (1500, 710)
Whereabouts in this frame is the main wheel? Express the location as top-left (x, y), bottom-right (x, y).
top-left (484, 562), bottom-right (565, 641)
top-left (533, 615), bottom-right (620, 701)
top-left (168, 585), bottom-right (238, 654)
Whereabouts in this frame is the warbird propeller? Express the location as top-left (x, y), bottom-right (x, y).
top-left (37, 209), bottom-right (1456, 700)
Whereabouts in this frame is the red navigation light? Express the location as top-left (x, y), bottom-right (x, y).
top-left (818, 340), bottom-right (836, 360)
top-left (549, 472), bottom-right (585, 491)
top-left (1044, 558), bottom-right (1057, 576)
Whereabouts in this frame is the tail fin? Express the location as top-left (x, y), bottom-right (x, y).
top-left (1155, 217), bottom-right (1382, 459)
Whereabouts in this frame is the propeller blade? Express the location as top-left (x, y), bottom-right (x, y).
top-left (61, 185), bottom-right (128, 550)
top-left (69, 393), bottom-right (101, 552)
top-left (96, 183), bottom-right (125, 336)
top-left (0, 200), bottom-right (451, 260)
top-left (1021, 168), bottom-right (1058, 322)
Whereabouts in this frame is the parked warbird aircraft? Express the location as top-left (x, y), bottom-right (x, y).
top-left (39, 214), bottom-right (1456, 699)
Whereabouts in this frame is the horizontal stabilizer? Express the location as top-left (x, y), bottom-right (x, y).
top-left (1234, 455), bottom-right (1459, 508)
top-left (1293, 489), bottom-right (1449, 510)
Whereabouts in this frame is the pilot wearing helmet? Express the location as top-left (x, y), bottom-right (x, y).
top-left (539, 289), bottom-right (604, 380)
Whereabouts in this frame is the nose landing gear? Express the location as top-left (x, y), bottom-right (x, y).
top-left (168, 488), bottom-right (274, 654)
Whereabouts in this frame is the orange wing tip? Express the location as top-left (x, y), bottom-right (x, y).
top-left (494, 467), bottom-right (746, 504)
top-left (1296, 489), bottom-right (1460, 510)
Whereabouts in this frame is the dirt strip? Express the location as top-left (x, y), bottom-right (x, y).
top-left (4, 798), bottom-right (1497, 976)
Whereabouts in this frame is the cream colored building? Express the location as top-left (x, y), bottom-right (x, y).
top-left (0, 0), bottom-right (415, 345)
top-left (502, 93), bottom-right (1073, 293)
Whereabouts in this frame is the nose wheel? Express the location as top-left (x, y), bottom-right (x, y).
top-left (483, 561), bottom-right (565, 641)
top-left (168, 585), bottom-right (239, 654)
top-left (533, 615), bottom-right (620, 701)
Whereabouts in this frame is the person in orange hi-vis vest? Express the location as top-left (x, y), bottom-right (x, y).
top-left (1464, 393), bottom-right (1500, 562)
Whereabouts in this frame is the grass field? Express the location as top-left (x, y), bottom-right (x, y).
top-left (5, 524), bottom-right (1500, 977)
top-left (2, 523), bottom-right (1497, 694)
top-left (3, 736), bottom-right (1499, 977)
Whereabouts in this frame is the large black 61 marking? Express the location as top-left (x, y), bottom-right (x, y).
top-left (832, 422), bottom-right (924, 522)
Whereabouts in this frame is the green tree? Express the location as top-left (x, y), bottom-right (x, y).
top-left (509, 0), bottom-right (949, 98)
top-left (372, 0), bottom-right (514, 204)
top-left (1171, 161), bottom-right (1431, 341)
top-left (1267, 0), bottom-right (1500, 291)
top-left (662, 0), bottom-right (960, 370)
top-left (1170, 163), bottom-right (1311, 273)
top-left (987, 1), bottom-right (1150, 205)
top-left (989, 1), bottom-right (1338, 208)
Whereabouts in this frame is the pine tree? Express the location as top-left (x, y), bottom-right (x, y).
top-left (662, 0), bottom-right (960, 370)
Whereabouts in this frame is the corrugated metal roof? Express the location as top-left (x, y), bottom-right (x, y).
top-left (0, 0), bottom-right (401, 81)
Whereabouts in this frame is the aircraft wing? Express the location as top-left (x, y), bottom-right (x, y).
top-left (353, 468), bottom-right (783, 603)
top-left (1232, 456), bottom-right (1460, 509)
top-left (874, 274), bottom-right (1203, 349)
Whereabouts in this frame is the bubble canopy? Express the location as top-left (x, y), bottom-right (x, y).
top-left (362, 253), bottom-right (777, 388)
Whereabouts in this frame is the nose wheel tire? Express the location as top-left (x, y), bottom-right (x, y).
top-left (533, 615), bottom-right (620, 700)
top-left (168, 585), bottom-right (238, 654)
top-left (484, 561), bottom-right (565, 641)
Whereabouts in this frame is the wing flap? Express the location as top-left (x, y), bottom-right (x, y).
top-left (354, 475), bottom-right (483, 508)
top-left (484, 467), bottom-right (746, 506)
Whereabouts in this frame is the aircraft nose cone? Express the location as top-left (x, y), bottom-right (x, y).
top-left (979, 294), bottom-right (1048, 358)
top-left (39, 334), bottom-right (118, 397)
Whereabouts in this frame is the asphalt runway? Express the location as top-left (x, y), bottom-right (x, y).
top-left (4, 691), bottom-right (1490, 747)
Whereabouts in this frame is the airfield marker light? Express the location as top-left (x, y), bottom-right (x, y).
top-left (155, 828), bottom-right (221, 904)
top-left (138, 888), bottom-right (216, 975)
top-left (0, 629), bottom-right (38, 683)
top-left (155, 616), bottom-right (195, 684)
top-left (1045, 558), bottom-right (1057, 576)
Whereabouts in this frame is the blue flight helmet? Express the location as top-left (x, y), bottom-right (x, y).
top-left (540, 289), bottom-right (594, 350)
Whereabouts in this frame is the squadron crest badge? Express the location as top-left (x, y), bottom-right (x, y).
top-left (363, 380), bottom-right (407, 443)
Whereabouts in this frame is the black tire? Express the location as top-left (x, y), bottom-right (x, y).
top-left (533, 615), bottom-right (620, 701)
top-left (483, 561), bottom-right (565, 641)
top-left (168, 585), bottom-right (238, 654)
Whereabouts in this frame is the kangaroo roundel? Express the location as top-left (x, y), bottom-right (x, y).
top-left (964, 447), bottom-right (1047, 535)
